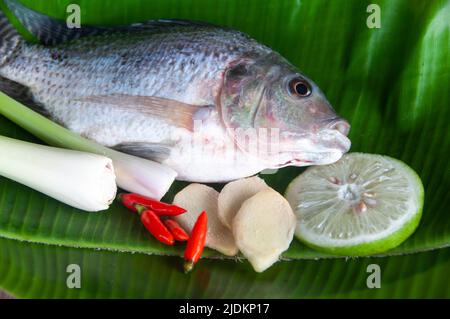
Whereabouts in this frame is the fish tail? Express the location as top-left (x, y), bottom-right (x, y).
top-left (0, 0), bottom-right (105, 45)
top-left (0, 10), bottom-right (33, 107)
top-left (0, 9), bottom-right (21, 66)
top-left (0, 1), bottom-right (78, 115)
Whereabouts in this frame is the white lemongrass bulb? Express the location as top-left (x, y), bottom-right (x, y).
top-left (0, 135), bottom-right (117, 212)
top-left (103, 149), bottom-right (176, 201)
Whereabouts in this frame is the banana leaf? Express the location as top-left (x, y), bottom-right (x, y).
top-left (0, 0), bottom-right (449, 298)
top-left (0, 237), bottom-right (449, 298)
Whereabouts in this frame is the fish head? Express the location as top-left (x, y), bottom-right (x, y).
top-left (220, 52), bottom-right (351, 168)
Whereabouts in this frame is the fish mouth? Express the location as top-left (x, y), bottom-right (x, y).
top-left (276, 149), bottom-right (347, 168)
top-left (326, 117), bottom-right (351, 136)
top-left (275, 125), bottom-right (351, 168)
top-left (316, 127), bottom-right (351, 154)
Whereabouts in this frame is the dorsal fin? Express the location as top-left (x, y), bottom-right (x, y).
top-left (125, 19), bottom-right (219, 29)
top-left (1, 0), bottom-right (220, 45)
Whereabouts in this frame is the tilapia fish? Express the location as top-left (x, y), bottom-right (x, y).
top-left (0, 1), bottom-right (350, 182)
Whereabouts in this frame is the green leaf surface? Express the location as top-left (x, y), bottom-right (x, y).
top-left (0, 0), bottom-right (449, 297)
top-left (1, 237), bottom-right (449, 298)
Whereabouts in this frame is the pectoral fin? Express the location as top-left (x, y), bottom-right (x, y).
top-left (113, 142), bottom-right (173, 163)
top-left (76, 94), bottom-right (208, 131)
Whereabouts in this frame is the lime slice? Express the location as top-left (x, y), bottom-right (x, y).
top-left (285, 153), bottom-right (424, 256)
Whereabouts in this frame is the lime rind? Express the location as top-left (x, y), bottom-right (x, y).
top-left (285, 153), bottom-right (424, 256)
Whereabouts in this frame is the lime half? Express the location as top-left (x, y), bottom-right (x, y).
top-left (285, 153), bottom-right (424, 256)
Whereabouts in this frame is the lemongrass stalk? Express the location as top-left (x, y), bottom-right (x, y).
top-left (0, 92), bottom-right (177, 200)
top-left (0, 135), bottom-right (116, 212)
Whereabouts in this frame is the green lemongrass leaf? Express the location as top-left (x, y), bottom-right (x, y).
top-left (0, 92), bottom-right (109, 154)
top-left (0, 237), bottom-right (449, 298)
top-left (0, 0), bottom-right (449, 298)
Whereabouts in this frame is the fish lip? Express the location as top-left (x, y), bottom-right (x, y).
top-left (280, 128), bottom-right (351, 153)
top-left (325, 118), bottom-right (351, 136)
top-left (329, 131), bottom-right (351, 153)
top-left (275, 149), bottom-right (345, 168)
top-left (277, 158), bottom-right (313, 167)
top-left (274, 130), bottom-right (351, 168)
top-left (316, 127), bottom-right (351, 153)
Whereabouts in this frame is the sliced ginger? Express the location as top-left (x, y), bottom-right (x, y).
top-left (218, 176), bottom-right (269, 229)
top-left (173, 183), bottom-right (238, 256)
top-left (232, 189), bottom-right (296, 272)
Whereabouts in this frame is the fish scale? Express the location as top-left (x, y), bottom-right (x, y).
top-left (4, 27), bottom-right (263, 101)
top-left (0, 2), bottom-right (351, 182)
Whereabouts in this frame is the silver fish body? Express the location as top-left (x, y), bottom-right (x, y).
top-left (0, 11), bottom-right (350, 182)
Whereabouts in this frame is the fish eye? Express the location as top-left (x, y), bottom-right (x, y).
top-left (288, 78), bottom-right (311, 97)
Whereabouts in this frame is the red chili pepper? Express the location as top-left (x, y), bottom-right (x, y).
top-left (118, 193), bottom-right (186, 216)
top-left (183, 211), bottom-right (208, 273)
top-left (164, 219), bottom-right (190, 242)
top-left (139, 208), bottom-right (174, 246)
